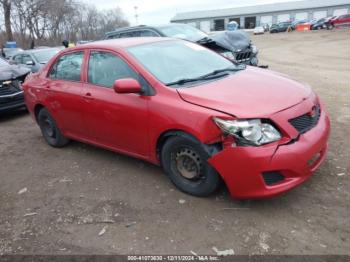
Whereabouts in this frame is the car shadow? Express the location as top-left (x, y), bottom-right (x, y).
top-left (0, 108), bottom-right (28, 122)
top-left (64, 140), bottom-right (304, 209)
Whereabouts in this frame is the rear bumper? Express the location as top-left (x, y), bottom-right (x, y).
top-left (208, 108), bottom-right (331, 199)
top-left (0, 92), bottom-right (25, 113)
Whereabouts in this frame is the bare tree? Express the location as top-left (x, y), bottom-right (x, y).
top-left (0, 0), bottom-right (13, 41)
top-left (1, 0), bottom-right (129, 47)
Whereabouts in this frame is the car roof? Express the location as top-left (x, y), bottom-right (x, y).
top-left (14, 48), bottom-right (59, 55)
top-left (105, 25), bottom-right (161, 36)
top-left (105, 23), bottom-right (187, 36)
top-left (77, 37), bottom-right (174, 50)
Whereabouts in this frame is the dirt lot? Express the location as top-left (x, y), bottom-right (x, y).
top-left (1, 29), bottom-right (350, 256)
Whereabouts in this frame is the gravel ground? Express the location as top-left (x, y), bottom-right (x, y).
top-left (0, 29), bottom-right (349, 255)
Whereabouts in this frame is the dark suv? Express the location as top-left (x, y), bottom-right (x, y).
top-left (270, 22), bottom-right (293, 33)
top-left (105, 23), bottom-right (259, 66)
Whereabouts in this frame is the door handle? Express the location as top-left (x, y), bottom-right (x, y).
top-left (84, 92), bottom-right (94, 101)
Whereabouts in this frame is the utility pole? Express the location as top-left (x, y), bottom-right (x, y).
top-left (134, 6), bottom-right (139, 25)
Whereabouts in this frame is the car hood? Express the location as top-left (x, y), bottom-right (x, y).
top-left (176, 67), bottom-right (312, 118)
top-left (209, 30), bottom-right (251, 51)
top-left (0, 64), bottom-right (30, 81)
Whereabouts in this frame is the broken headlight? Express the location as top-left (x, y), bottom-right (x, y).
top-left (213, 117), bottom-right (281, 146)
top-left (251, 45), bottom-right (258, 54)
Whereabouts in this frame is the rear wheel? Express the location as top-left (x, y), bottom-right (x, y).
top-left (161, 134), bottom-right (221, 197)
top-left (37, 108), bottom-right (70, 147)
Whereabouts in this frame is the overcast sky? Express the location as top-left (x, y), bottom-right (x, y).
top-left (83, 0), bottom-right (296, 25)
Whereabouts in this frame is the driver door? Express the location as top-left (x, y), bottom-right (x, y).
top-left (82, 50), bottom-right (150, 158)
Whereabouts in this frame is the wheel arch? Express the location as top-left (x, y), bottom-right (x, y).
top-left (155, 129), bottom-right (222, 164)
top-left (156, 129), bottom-right (199, 161)
top-left (34, 103), bottom-right (45, 122)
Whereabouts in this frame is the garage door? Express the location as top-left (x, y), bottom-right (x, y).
top-left (260, 15), bottom-right (273, 25)
top-left (295, 12), bottom-right (308, 21)
top-left (277, 14), bottom-right (290, 23)
top-left (199, 21), bottom-right (211, 32)
top-left (333, 8), bottom-right (348, 16)
top-left (313, 11), bottom-right (327, 20)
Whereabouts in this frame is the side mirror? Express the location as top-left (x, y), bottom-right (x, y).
top-left (113, 78), bottom-right (142, 94)
top-left (26, 60), bottom-right (35, 66)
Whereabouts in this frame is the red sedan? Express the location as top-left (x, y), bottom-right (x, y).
top-left (23, 38), bottom-right (330, 199)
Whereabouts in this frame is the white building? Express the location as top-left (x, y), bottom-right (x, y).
top-left (171, 0), bottom-right (350, 31)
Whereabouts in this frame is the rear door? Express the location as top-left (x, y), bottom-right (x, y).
top-left (81, 50), bottom-right (150, 157)
top-left (46, 51), bottom-right (88, 138)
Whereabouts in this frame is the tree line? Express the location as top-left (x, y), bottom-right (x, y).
top-left (0, 0), bottom-right (129, 48)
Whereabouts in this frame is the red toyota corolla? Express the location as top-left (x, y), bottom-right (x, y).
top-left (23, 38), bottom-right (330, 199)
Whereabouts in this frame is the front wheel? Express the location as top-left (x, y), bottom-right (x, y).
top-left (37, 108), bottom-right (70, 147)
top-left (161, 135), bottom-right (221, 197)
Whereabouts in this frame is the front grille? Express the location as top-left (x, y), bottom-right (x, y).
top-left (234, 50), bottom-right (252, 63)
top-left (0, 93), bottom-right (24, 107)
top-left (0, 80), bottom-right (21, 96)
top-left (289, 105), bottom-right (321, 134)
top-left (262, 172), bottom-right (285, 186)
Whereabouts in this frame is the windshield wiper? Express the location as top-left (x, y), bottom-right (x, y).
top-left (166, 66), bottom-right (244, 87)
top-left (200, 66), bottom-right (245, 78)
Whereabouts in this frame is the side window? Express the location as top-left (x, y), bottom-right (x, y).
top-left (88, 51), bottom-right (138, 88)
top-left (119, 31), bottom-right (140, 38)
top-left (22, 54), bottom-right (33, 64)
top-left (107, 34), bottom-right (119, 39)
top-left (14, 55), bottom-right (22, 64)
top-left (139, 30), bottom-right (159, 37)
top-left (49, 52), bottom-right (84, 81)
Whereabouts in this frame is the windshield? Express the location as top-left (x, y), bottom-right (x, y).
top-left (128, 40), bottom-right (238, 86)
top-left (157, 24), bottom-right (208, 42)
top-left (0, 57), bottom-right (9, 66)
top-left (33, 49), bottom-right (60, 63)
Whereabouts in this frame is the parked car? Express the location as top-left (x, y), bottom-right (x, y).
top-left (0, 57), bottom-right (30, 113)
top-left (328, 14), bottom-right (350, 29)
top-left (11, 48), bottom-right (60, 72)
top-left (253, 26), bottom-right (265, 35)
top-left (323, 16), bottom-right (338, 29)
top-left (310, 17), bottom-right (336, 30)
top-left (105, 23), bottom-right (260, 66)
top-left (23, 38), bottom-right (330, 199)
top-left (270, 22), bottom-right (293, 33)
top-left (1, 47), bottom-right (23, 59)
top-left (291, 19), bottom-right (308, 30)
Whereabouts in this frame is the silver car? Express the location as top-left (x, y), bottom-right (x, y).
top-left (11, 48), bottom-right (60, 72)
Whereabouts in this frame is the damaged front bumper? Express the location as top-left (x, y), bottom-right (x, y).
top-left (208, 103), bottom-right (331, 199)
top-left (0, 80), bottom-right (26, 113)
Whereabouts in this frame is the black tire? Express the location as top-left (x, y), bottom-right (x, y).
top-left (37, 108), bottom-right (69, 147)
top-left (161, 134), bottom-right (221, 197)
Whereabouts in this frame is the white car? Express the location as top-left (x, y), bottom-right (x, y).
top-left (254, 26), bottom-right (265, 35)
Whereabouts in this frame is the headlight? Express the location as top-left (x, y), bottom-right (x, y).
top-left (251, 45), bottom-right (259, 54)
top-left (213, 117), bottom-right (281, 146)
